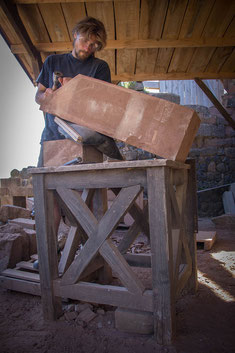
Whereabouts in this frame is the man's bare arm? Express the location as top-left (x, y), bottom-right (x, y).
top-left (35, 83), bottom-right (53, 105)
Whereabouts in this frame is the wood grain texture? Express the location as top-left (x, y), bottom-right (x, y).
top-left (147, 166), bottom-right (175, 344)
top-left (32, 174), bottom-right (62, 320)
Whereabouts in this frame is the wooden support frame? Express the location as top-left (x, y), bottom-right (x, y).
top-left (194, 78), bottom-right (235, 129)
top-left (19, 159), bottom-right (196, 345)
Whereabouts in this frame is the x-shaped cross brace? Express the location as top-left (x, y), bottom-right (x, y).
top-left (56, 185), bottom-right (145, 294)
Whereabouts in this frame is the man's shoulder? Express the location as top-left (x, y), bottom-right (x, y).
top-left (92, 56), bottom-right (109, 67)
top-left (45, 53), bottom-right (70, 65)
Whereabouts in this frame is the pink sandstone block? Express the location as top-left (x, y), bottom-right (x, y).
top-left (40, 75), bottom-right (201, 162)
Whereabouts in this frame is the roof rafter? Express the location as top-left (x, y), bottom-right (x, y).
top-left (0, 0), bottom-right (42, 80)
top-left (11, 37), bottom-right (235, 54)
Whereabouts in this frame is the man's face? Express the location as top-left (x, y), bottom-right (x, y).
top-left (72, 33), bottom-right (100, 60)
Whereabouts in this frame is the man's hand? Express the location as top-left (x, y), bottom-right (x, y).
top-left (35, 83), bottom-right (53, 105)
top-left (58, 77), bottom-right (72, 86)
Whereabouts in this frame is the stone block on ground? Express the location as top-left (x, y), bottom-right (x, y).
top-left (77, 307), bottom-right (97, 323)
top-left (8, 218), bottom-right (35, 230)
top-left (115, 307), bottom-right (153, 334)
top-left (0, 205), bottom-right (31, 223)
top-left (211, 214), bottom-right (235, 230)
top-left (222, 191), bottom-right (235, 214)
top-left (0, 224), bottom-right (30, 272)
top-left (23, 228), bottom-right (37, 255)
top-left (40, 74), bottom-right (201, 162)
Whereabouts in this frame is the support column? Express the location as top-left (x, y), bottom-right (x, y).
top-left (33, 174), bottom-right (62, 320)
top-left (147, 166), bottom-right (175, 345)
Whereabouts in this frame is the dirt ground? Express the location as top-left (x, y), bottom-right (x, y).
top-left (0, 218), bottom-right (234, 353)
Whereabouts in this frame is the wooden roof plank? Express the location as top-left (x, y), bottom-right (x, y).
top-left (187, 47), bottom-right (216, 73)
top-left (168, 47), bottom-right (195, 73)
top-left (219, 48), bottom-right (235, 73)
top-left (61, 2), bottom-right (86, 41)
top-left (38, 3), bottom-right (70, 41)
top-left (86, 1), bottom-right (115, 76)
top-left (86, 1), bottom-right (115, 39)
top-left (206, 47), bottom-right (235, 73)
top-left (136, 0), bottom-right (168, 78)
top-left (14, 0), bottom-right (129, 3)
top-left (179, 0), bottom-right (215, 39)
top-left (114, 0), bottom-right (139, 76)
top-left (158, 0), bottom-right (188, 74)
top-left (202, 0), bottom-right (235, 38)
top-left (136, 48), bottom-right (158, 75)
top-left (0, 0), bottom-right (42, 81)
top-left (17, 4), bottom-right (50, 42)
top-left (139, 0), bottom-right (169, 40)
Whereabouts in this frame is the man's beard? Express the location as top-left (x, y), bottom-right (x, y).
top-left (74, 49), bottom-right (91, 61)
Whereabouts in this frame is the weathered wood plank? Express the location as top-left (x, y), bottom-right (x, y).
top-left (184, 159), bottom-right (198, 294)
top-left (0, 276), bottom-right (41, 296)
top-left (46, 169), bottom-right (147, 190)
top-left (147, 166), bottom-right (174, 345)
top-left (58, 185), bottom-right (143, 291)
top-left (61, 2), bottom-right (86, 40)
top-left (58, 226), bottom-right (80, 275)
top-left (1, 268), bottom-right (40, 282)
top-left (38, 3), bottom-right (70, 42)
top-left (117, 203), bottom-right (149, 254)
top-left (100, 240), bottom-right (145, 294)
top-left (30, 159), bottom-right (190, 174)
top-left (123, 253), bottom-right (151, 268)
top-left (33, 174), bottom-right (62, 320)
top-left (54, 280), bottom-right (153, 312)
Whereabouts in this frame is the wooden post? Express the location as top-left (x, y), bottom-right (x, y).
top-left (147, 166), bottom-right (175, 345)
top-left (32, 174), bottom-right (62, 320)
top-left (185, 159), bottom-right (198, 293)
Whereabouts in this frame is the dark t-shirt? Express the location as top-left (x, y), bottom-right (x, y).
top-left (36, 53), bottom-right (111, 143)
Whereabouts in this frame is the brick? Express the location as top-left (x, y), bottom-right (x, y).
top-left (115, 307), bottom-right (153, 334)
top-left (77, 307), bottom-right (97, 323)
top-left (0, 205), bottom-right (31, 223)
top-left (0, 224), bottom-right (30, 272)
top-left (23, 228), bottom-right (37, 255)
top-left (8, 218), bottom-right (35, 230)
top-left (40, 75), bottom-right (201, 162)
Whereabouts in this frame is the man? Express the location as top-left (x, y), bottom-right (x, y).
top-left (33, 18), bottom-right (120, 269)
top-left (35, 16), bottom-right (122, 166)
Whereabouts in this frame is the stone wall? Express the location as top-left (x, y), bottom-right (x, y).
top-left (188, 104), bottom-right (235, 217)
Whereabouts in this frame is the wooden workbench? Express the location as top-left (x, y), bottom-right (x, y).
top-left (30, 159), bottom-right (198, 345)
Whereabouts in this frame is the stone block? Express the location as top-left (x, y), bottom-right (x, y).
top-left (211, 214), bottom-right (235, 229)
top-left (23, 228), bottom-right (37, 255)
top-left (0, 224), bottom-right (30, 272)
top-left (115, 307), bottom-right (153, 334)
top-left (77, 307), bottom-right (97, 323)
top-left (8, 218), bottom-right (35, 230)
top-left (0, 205), bottom-right (31, 223)
top-left (40, 74), bottom-right (201, 162)
top-left (43, 139), bottom-right (103, 167)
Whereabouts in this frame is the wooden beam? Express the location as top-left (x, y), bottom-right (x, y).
top-left (194, 78), bottom-right (235, 129)
top-left (11, 37), bottom-right (235, 54)
top-left (0, 0), bottom-right (42, 79)
top-left (14, 0), bottom-right (130, 3)
top-left (110, 72), bottom-right (235, 82)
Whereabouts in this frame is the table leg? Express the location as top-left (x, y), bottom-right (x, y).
top-left (33, 174), bottom-right (62, 320)
top-left (147, 167), bottom-right (175, 344)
